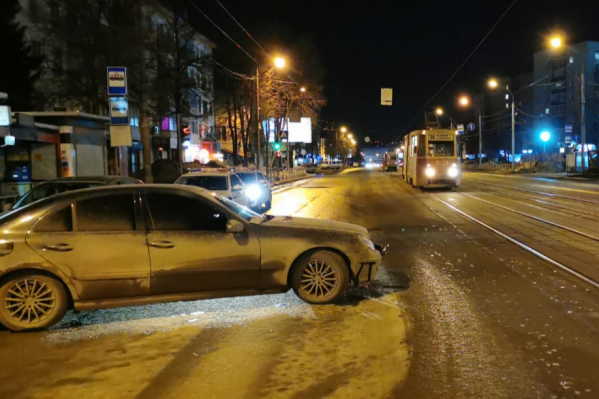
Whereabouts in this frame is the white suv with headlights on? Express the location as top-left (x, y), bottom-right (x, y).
top-left (175, 170), bottom-right (250, 207)
top-left (235, 170), bottom-right (272, 212)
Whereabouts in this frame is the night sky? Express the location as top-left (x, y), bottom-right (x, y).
top-left (195, 0), bottom-right (599, 143)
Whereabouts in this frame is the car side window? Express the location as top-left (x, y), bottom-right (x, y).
top-left (230, 175), bottom-right (243, 191)
top-left (146, 193), bottom-right (227, 232)
top-left (34, 205), bottom-right (73, 233)
top-left (76, 194), bottom-right (136, 232)
top-left (31, 184), bottom-right (56, 202)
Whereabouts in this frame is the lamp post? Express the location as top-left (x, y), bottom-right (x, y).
top-left (256, 56), bottom-right (286, 169)
top-left (458, 96), bottom-right (483, 167)
top-left (488, 79), bottom-right (516, 172)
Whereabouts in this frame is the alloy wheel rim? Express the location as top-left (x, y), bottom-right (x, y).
top-left (300, 260), bottom-right (338, 298)
top-left (4, 279), bottom-right (56, 324)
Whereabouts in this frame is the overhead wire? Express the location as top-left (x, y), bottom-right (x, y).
top-left (185, 0), bottom-right (258, 64)
top-left (397, 0), bottom-right (520, 139)
top-left (213, 0), bottom-right (271, 59)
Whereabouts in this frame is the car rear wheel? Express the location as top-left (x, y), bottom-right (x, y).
top-left (0, 273), bottom-right (68, 331)
top-left (291, 250), bottom-right (349, 304)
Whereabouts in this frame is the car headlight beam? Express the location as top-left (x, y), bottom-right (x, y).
top-left (246, 185), bottom-right (262, 200)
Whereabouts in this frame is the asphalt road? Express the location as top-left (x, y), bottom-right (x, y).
top-left (1, 169), bottom-right (599, 398)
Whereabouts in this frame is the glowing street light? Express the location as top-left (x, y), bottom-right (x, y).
top-left (540, 131), bottom-right (551, 142)
top-left (274, 57), bottom-right (286, 69)
top-left (348, 133), bottom-right (353, 139)
top-left (459, 96), bottom-right (470, 106)
top-left (300, 87), bottom-right (306, 93)
top-left (488, 79), bottom-right (498, 89)
top-left (435, 107), bottom-right (444, 116)
top-left (550, 36), bottom-right (563, 49)
top-left (340, 126), bottom-right (348, 133)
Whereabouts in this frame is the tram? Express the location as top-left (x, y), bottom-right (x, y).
top-left (402, 129), bottom-right (461, 188)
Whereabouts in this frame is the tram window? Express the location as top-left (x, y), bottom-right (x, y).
top-left (418, 145), bottom-right (426, 157)
top-left (428, 141), bottom-right (455, 157)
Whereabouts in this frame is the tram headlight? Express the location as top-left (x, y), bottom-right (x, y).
top-left (448, 163), bottom-right (458, 178)
top-left (425, 165), bottom-right (435, 177)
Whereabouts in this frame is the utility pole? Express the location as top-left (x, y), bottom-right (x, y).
top-left (511, 96), bottom-right (515, 173)
top-left (255, 66), bottom-right (261, 168)
top-left (478, 109), bottom-right (482, 168)
top-left (581, 67), bottom-right (586, 173)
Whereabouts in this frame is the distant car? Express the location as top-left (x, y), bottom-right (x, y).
top-left (174, 170), bottom-right (249, 207)
top-left (0, 184), bottom-right (387, 331)
top-left (11, 176), bottom-right (143, 210)
top-left (304, 164), bottom-right (318, 174)
top-left (235, 170), bottom-right (272, 212)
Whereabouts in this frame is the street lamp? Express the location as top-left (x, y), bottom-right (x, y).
top-left (348, 133), bottom-right (353, 139)
top-left (540, 130), bottom-right (551, 153)
top-left (340, 126), bottom-right (348, 133)
top-left (550, 35), bottom-right (563, 49)
top-left (458, 95), bottom-right (483, 167)
top-left (488, 78), bottom-right (516, 172)
top-left (435, 107), bottom-right (444, 116)
top-left (274, 57), bottom-right (286, 69)
top-left (256, 56), bottom-right (288, 168)
top-left (300, 87), bottom-right (306, 93)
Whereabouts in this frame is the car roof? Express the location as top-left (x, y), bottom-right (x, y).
top-left (35, 176), bottom-right (142, 185)
top-left (0, 185), bottom-right (222, 229)
top-left (15, 184), bottom-right (213, 213)
top-left (179, 171), bottom-right (234, 177)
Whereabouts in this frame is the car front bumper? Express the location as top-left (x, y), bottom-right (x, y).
top-left (353, 243), bottom-right (387, 285)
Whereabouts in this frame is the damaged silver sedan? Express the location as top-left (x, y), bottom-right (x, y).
top-left (0, 185), bottom-right (386, 331)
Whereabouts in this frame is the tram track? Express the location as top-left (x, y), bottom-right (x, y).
top-left (464, 179), bottom-right (599, 206)
top-left (462, 181), bottom-right (599, 220)
top-left (427, 191), bottom-right (599, 290)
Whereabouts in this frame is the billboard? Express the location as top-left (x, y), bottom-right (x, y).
top-left (266, 117), bottom-right (312, 143)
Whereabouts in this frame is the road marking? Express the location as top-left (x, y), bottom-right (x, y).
top-left (428, 194), bottom-right (599, 290)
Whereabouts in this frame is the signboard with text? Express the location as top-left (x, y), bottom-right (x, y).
top-left (107, 67), bottom-right (127, 95)
top-left (109, 97), bottom-right (129, 125)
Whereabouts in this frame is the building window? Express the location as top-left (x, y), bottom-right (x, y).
top-left (202, 101), bottom-right (209, 115)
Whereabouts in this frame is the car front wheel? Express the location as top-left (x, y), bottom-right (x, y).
top-left (291, 250), bottom-right (349, 304)
top-left (0, 273), bottom-right (68, 331)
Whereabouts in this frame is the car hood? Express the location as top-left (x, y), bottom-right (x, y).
top-left (260, 216), bottom-right (369, 236)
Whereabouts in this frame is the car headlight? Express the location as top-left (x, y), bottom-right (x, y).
top-left (448, 164), bottom-right (459, 178)
top-left (246, 185), bottom-right (262, 200)
top-left (425, 165), bottom-right (435, 177)
top-left (357, 234), bottom-right (376, 251)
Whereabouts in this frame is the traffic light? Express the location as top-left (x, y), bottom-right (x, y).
top-left (276, 150), bottom-right (282, 158)
top-left (273, 141), bottom-right (282, 151)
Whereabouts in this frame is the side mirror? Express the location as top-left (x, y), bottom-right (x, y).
top-left (226, 219), bottom-right (244, 233)
top-left (232, 184), bottom-right (243, 192)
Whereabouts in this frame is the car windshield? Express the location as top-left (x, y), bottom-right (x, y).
top-left (237, 173), bottom-right (256, 183)
top-left (213, 193), bottom-right (260, 221)
top-left (177, 176), bottom-right (229, 191)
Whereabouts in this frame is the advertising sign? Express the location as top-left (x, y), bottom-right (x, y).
top-left (0, 105), bottom-right (11, 126)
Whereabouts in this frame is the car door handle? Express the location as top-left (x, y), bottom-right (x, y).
top-left (45, 243), bottom-right (73, 252)
top-left (149, 241), bottom-right (175, 249)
